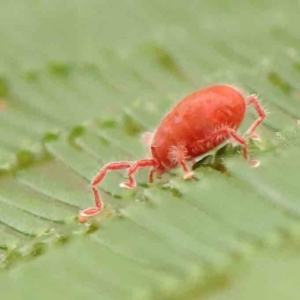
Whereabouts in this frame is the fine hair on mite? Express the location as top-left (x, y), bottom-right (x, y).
top-left (79, 84), bottom-right (266, 223)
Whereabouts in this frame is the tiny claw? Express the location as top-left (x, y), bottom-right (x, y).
top-left (184, 171), bottom-right (195, 180)
top-left (78, 207), bottom-right (102, 223)
top-left (229, 139), bottom-right (238, 147)
top-left (78, 215), bottom-right (87, 224)
top-left (248, 132), bottom-right (261, 141)
top-left (119, 182), bottom-right (135, 189)
top-left (249, 160), bottom-right (260, 168)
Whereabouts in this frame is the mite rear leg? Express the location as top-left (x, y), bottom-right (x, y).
top-left (246, 96), bottom-right (267, 141)
top-left (120, 159), bottom-right (157, 189)
top-left (79, 161), bottom-right (132, 222)
top-left (213, 127), bottom-right (260, 167)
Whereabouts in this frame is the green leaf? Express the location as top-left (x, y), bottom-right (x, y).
top-left (1, 0), bottom-right (300, 299)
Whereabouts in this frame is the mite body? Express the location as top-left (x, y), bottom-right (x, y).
top-left (79, 85), bottom-right (266, 222)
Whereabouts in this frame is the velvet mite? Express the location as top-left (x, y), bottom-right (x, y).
top-left (79, 85), bottom-right (266, 222)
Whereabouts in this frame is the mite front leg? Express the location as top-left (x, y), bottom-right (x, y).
top-left (78, 186), bottom-right (105, 223)
top-left (148, 168), bottom-right (164, 183)
top-left (246, 96), bottom-right (267, 141)
top-left (79, 161), bottom-right (132, 223)
top-left (148, 168), bottom-right (156, 183)
top-left (120, 159), bottom-right (157, 189)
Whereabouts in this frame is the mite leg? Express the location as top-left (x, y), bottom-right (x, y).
top-left (79, 161), bottom-right (133, 223)
top-left (156, 169), bottom-right (163, 180)
top-left (180, 160), bottom-right (195, 180)
top-left (149, 168), bottom-right (164, 183)
top-left (171, 146), bottom-right (194, 179)
top-left (120, 159), bottom-right (157, 189)
top-left (149, 168), bottom-right (156, 183)
top-left (213, 128), bottom-right (259, 167)
top-left (246, 96), bottom-right (267, 141)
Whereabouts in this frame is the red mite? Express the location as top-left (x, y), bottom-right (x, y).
top-left (79, 85), bottom-right (266, 222)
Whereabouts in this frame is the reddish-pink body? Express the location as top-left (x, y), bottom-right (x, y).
top-left (151, 85), bottom-right (246, 171)
top-left (79, 84), bottom-right (266, 222)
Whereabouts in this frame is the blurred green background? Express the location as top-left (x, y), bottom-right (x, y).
top-left (1, 0), bottom-right (300, 299)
